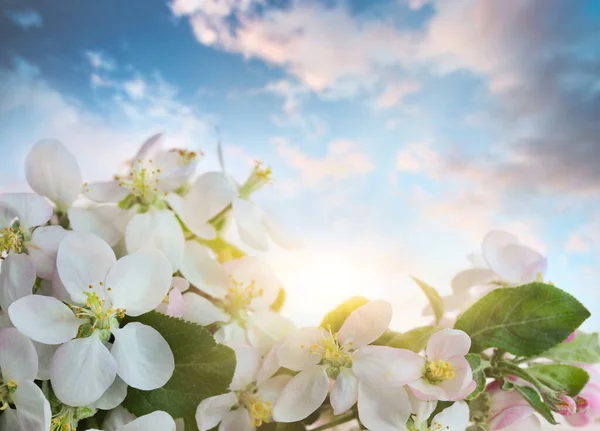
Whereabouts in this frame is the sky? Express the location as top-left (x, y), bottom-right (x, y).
top-left (1, 0), bottom-right (600, 330)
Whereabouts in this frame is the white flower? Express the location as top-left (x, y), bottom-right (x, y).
top-left (408, 329), bottom-right (476, 402)
top-left (196, 347), bottom-right (291, 431)
top-left (8, 232), bottom-right (175, 407)
top-left (88, 410), bottom-right (177, 431)
top-left (0, 328), bottom-right (51, 431)
top-left (273, 300), bottom-right (423, 423)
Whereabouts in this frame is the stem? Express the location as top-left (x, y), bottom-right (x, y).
top-left (310, 411), bottom-right (357, 431)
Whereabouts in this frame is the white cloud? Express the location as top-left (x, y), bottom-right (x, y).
top-left (565, 233), bottom-right (590, 254)
top-left (394, 143), bottom-right (441, 176)
top-left (3, 8), bottom-right (43, 30)
top-left (123, 77), bottom-right (148, 100)
top-left (84, 51), bottom-right (117, 71)
top-left (273, 138), bottom-right (374, 186)
top-left (374, 80), bottom-right (421, 109)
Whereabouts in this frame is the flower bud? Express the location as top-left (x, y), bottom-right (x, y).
top-left (555, 395), bottom-right (577, 416)
top-left (575, 396), bottom-right (590, 413)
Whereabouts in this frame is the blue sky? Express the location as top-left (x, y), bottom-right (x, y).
top-left (1, 0), bottom-right (600, 329)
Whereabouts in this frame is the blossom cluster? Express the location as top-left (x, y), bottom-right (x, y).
top-left (0, 136), bottom-right (598, 431)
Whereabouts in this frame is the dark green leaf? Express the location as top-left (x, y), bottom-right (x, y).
top-left (465, 353), bottom-right (488, 400)
top-left (320, 297), bottom-right (369, 333)
top-left (528, 364), bottom-right (590, 396)
top-left (542, 331), bottom-right (600, 364)
top-left (514, 385), bottom-right (558, 425)
top-left (411, 277), bottom-right (444, 324)
top-left (384, 326), bottom-right (439, 352)
top-left (123, 312), bottom-right (236, 420)
top-left (454, 282), bottom-right (590, 356)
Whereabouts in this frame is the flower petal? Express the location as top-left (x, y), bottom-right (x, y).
top-left (171, 276), bottom-right (190, 292)
top-left (163, 288), bottom-right (185, 317)
top-left (106, 250), bottom-right (173, 316)
top-left (84, 181), bottom-right (129, 203)
top-left (451, 268), bottom-right (498, 294)
top-left (0, 327), bottom-right (38, 381)
top-left (125, 210), bottom-right (184, 271)
top-left (338, 300), bottom-right (392, 348)
top-left (8, 295), bottom-right (81, 344)
top-left (352, 345), bottom-right (424, 387)
top-left (330, 368), bottom-right (359, 415)
top-left (214, 322), bottom-right (249, 348)
top-left (278, 327), bottom-right (323, 371)
top-left (232, 198), bottom-right (269, 251)
top-left (272, 365), bottom-right (329, 422)
top-left (57, 232), bottom-right (116, 303)
top-left (91, 376), bottom-right (128, 410)
top-left (28, 225), bottom-right (69, 279)
top-left (183, 171), bottom-right (236, 223)
top-left (0, 193), bottom-right (52, 228)
top-left (180, 241), bottom-right (229, 299)
top-left (13, 380), bottom-right (52, 431)
top-left (219, 408), bottom-right (252, 431)
top-left (262, 210), bottom-right (302, 249)
top-left (120, 411), bottom-right (177, 431)
top-left (256, 374), bottom-right (292, 404)
top-left (25, 139), bottom-right (82, 207)
top-left (195, 392), bottom-right (237, 431)
top-left (103, 406), bottom-right (136, 431)
top-left (34, 341), bottom-right (58, 381)
top-left (499, 414), bottom-right (542, 431)
top-left (431, 401), bottom-right (470, 431)
top-left (408, 390), bottom-right (437, 428)
top-left (111, 322), bottom-right (174, 390)
top-left (426, 329), bottom-right (471, 360)
top-left (182, 293), bottom-right (229, 325)
top-left (257, 342), bottom-right (282, 386)
top-left (69, 204), bottom-right (127, 247)
top-left (0, 252), bottom-right (36, 310)
top-left (229, 347), bottom-right (261, 391)
top-left (51, 333), bottom-right (117, 406)
top-left (0, 408), bottom-right (19, 430)
top-left (357, 383), bottom-right (412, 431)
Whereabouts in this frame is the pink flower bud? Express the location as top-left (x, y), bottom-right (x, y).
top-left (575, 396), bottom-right (589, 413)
top-left (556, 395), bottom-right (577, 416)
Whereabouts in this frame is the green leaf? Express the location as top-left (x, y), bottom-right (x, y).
top-left (514, 385), bottom-right (558, 425)
top-left (411, 277), bottom-right (444, 324)
top-left (528, 364), bottom-right (590, 396)
top-left (454, 282), bottom-right (590, 356)
top-left (320, 297), bottom-right (369, 333)
top-left (384, 326), bottom-right (439, 352)
top-left (123, 312), bottom-right (236, 420)
top-left (542, 331), bottom-right (600, 364)
top-left (465, 353), bottom-right (489, 400)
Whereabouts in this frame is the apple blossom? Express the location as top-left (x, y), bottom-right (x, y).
top-left (8, 232), bottom-right (175, 406)
top-left (486, 381), bottom-right (541, 430)
top-left (565, 365), bottom-right (600, 427)
top-left (88, 410), bottom-right (177, 431)
top-left (273, 300), bottom-right (423, 423)
top-left (408, 329), bottom-right (476, 402)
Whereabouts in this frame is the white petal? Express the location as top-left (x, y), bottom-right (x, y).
top-left (120, 411), bottom-right (177, 431)
top-left (25, 139), bottom-right (82, 207)
top-left (214, 322), bottom-right (250, 348)
top-left (232, 198), bottom-right (269, 251)
top-left (0, 193), bottom-right (52, 229)
top-left (34, 341), bottom-right (58, 380)
top-left (69, 204), bottom-right (125, 246)
top-left (51, 333), bottom-right (117, 406)
top-left (352, 345), bottom-right (424, 387)
top-left (0, 252), bottom-right (36, 310)
top-left (171, 276), bottom-right (190, 292)
top-left (0, 327), bottom-right (38, 381)
top-left (91, 376), bottom-right (128, 410)
top-left (257, 342), bottom-right (282, 386)
top-left (125, 210), bottom-right (184, 271)
top-left (426, 329), bottom-right (471, 360)
top-left (13, 380), bottom-right (52, 431)
top-left (330, 368), bottom-right (359, 415)
top-left (0, 408), bottom-right (20, 430)
top-left (8, 295), bottom-right (81, 344)
top-left (408, 390), bottom-right (437, 428)
top-left (195, 392), bottom-right (237, 431)
top-left (431, 401), bottom-right (470, 431)
top-left (219, 408), bottom-right (252, 431)
top-left (183, 171), bottom-right (236, 223)
top-left (357, 383), bottom-right (411, 431)
top-left (451, 268), bottom-right (498, 294)
top-left (103, 406), bottom-right (136, 431)
top-left (180, 241), bottom-right (229, 299)
top-left (0, 204), bottom-right (17, 228)
top-left (182, 293), bottom-right (229, 325)
top-left (84, 181), bottom-right (129, 203)
top-left (501, 243), bottom-right (547, 284)
top-left (247, 311), bottom-right (297, 355)
top-left (28, 226), bottom-right (69, 279)
top-left (262, 210), bottom-right (302, 249)
top-left (106, 250), bottom-right (173, 316)
top-left (57, 232), bottom-right (116, 303)
top-left (153, 150), bottom-right (198, 192)
top-left (256, 374), bottom-right (292, 404)
top-left (133, 133), bottom-right (165, 162)
top-left (229, 347), bottom-right (261, 391)
top-left (111, 322), bottom-right (175, 390)
top-left (225, 256), bottom-right (281, 310)
top-left (278, 327), bottom-right (322, 371)
top-left (272, 365), bottom-right (329, 422)
top-left (338, 300), bottom-right (392, 348)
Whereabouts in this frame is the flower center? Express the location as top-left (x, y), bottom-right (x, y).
top-left (223, 276), bottom-right (263, 319)
top-left (425, 360), bottom-right (456, 384)
top-left (70, 291), bottom-right (125, 338)
top-left (169, 148), bottom-right (199, 165)
top-left (0, 226), bottom-right (24, 255)
top-left (239, 389), bottom-right (272, 427)
top-left (238, 160), bottom-right (274, 198)
top-left (0, 378), bottom-right (17, 411)
top-left (51, 404), bottom-right (95, 431)
top-left (310, 329), bottom-right (353, 378)
top-left (114, 159), bottom-right (165, 207)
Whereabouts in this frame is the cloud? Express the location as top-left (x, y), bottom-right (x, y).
top-left (373, 80), bottom-right (421, 109)
top-left (273, 138), bottom-right (374, 186)
top-left (3, 8), bottom-right (43, 30)
top-left (84, 51), bottom-right (117, 71)
top-left (394, 143), bottom-right (442, 176)
top-left (565, 233), bottom-right (590, 254)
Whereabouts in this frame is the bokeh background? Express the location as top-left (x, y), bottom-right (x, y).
top-left (1, 0), bottom-right (599, 331)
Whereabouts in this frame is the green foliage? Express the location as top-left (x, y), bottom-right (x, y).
top-left (528, 364), bottom-right (590, 396)
top-left (454, 282), bottom-right (590, 356)
top-left (465, 353), bottom-right (489, 400)
top-left (542, 331), bottom-right (600, 364)
top-left (123, 312), bottom-right (236, 424)
top-left (513, 385), bottom-right (558, 425)
top-left (410, 277), bottom-right (444, 324)
top-left (320, 296), bottom-right (369, 333)
top-left (384, 326), bottom-right (440, 352)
